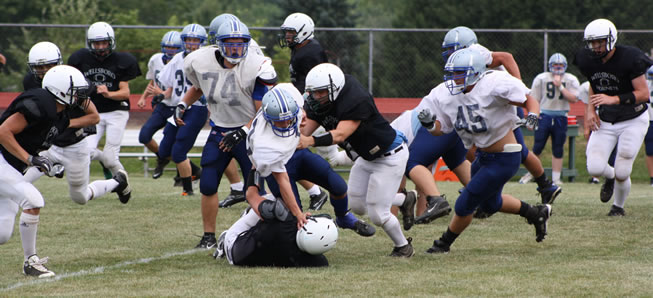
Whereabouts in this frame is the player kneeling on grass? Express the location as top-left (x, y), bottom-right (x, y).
top-left (419, 48), bottom-right (552, 254)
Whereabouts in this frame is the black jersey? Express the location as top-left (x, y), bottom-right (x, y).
top-left (0, 89), bottom-right (69, 172)
top-left (305, 74), bottom-right (396, 161)
top-left (22, 72), bottom-right (41, 91)
top-left (574, 45), bottom-right (653, 123)
top-left (68, 49), bottom-right (141, 113)
top-left (290, 39), bottom-right (328, 93)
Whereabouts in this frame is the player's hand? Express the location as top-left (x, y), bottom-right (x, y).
top-left (174, 103), bottom-right (187, 126)
top-left (219, 126), bottom-right (248, 152)
top-left (418, 109), bottom-right (436, 130)
top-left (552, 75), bottom-right (562, 87)
top-left (585, 109), bottom-right (600, 132)
top-left (297, 134), bottom-right (314, 150)
top-left (525, 112), bottom-right (539, 131)
top-left (296, 212), bottom-right (311, 230)
top-left (28, 155), bottom-right (53, 174)
top-left (146, 84), bottom-right (163, 95)
top-left (44, 163), bottom-right (65, 178)
top-left (96, 85), bottom-right (109, 97)
top-left (137, 97), bottom-right (146, 108)
top-left (589, 94), bottom-right (618, 106)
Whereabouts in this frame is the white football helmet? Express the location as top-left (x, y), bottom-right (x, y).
top-left (217, 20), bottom-right (251, 65)
top-left (209, 13), bottom-right (240, 45)
top-left (262, 87), bottom-right (300, 138)
top-left (584, 18), bottom-right (617, 58)
top-left (296, 217), bottom-right (338, 255)
top-left (444, 48), bottom-right (487, 95)
top-left (161, 31), bottom-right (183, 60)
top-left (548, 53), bottom-right (567, 75)
top-left (27, 41), bottom-right (63, 79)
top-left (42, 65), bottom-right (90, 106)
top-left (279, 12), bottom-right (315, 48)
top-left (442, 26), bottom-right (478, 60)
top-left (181, 24), bottom-right (208, 55)
top-left (86, 21), bottom-right (116, 57)
top-left (305, 63), bottom-right (345, 115)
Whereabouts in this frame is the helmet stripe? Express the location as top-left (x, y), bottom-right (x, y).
top-left (273, 89), bottom-right (288, 113)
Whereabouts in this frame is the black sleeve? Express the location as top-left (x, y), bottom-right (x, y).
top-left (117, 52), bottom-right (142, 82)
top-left (630, 50), bottom-right (653, 80)
top-left (15, 98), bottom-right (45, 123)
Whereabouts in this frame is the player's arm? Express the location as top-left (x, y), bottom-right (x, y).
top-left (489, 51), bottom-right (521, 80)
top-left (589, 75), bottom-right (649, 106)
top-left (137, 80), bottom-right (154, 108)
top-left (560, 87), bottom-right (579, 103)
top-left (175, 86), bottom-right (203, 126)
top-left (300, 113), bottom-right (320, 136)
top-left (68, 100), bottom-right (100, 128)
top-left (96, 81), bottom-right (130, 101)
top-left (298, 120), bottom-right (360, 149)
top-left (585, 87), bottom-right (600, 133)
top-left (272, 171), bottom-right (308, 229)
top-left (511, 94), bottom-right (540, 116)
top-left (0, 113), bottom-right (31, 164)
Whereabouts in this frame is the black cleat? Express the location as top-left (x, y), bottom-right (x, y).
top-left (426, 239), bottom-right (450, 254)
top-left (600, 178), bottom-right (615, 203)
top-left (335, 213), bottom-right (376, 237)
top-left (589, 177), bottom-right (600, 184)
top-left (399, 190), bottom-right (417, 230)
top-left (173, 175), bottom-right (182, 187)
top-left (473, 209), bottom-right (493, 219)
top-left (23, 255), bottom-right (55, 278)
top-left (196, 234), bottom-right (217, 249)
top-left (389, 237), bottom-right (415, 257)
top-left (112, 170), bottom-right (131, 204)
top-left (537, 182), bottom-right (562, 204)
top-left (219, 189), bottom-right (246, 208)
top-left (528, 204), bottom-right (552, 242)
top-left (415, 195), bottom-right (451, 225)
top-left (308, 190), bottom-right (328, 211)
top-left (152, 158), bottom-right (169, 179)
top-left (607, 205), bottom-right (625, 216)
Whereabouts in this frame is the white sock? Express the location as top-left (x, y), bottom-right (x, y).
top-left (603, 165), bottom-right (615, 180)
top-left (382, 215), bottom-right (408, 247)
top-left (307, 185), bottom-right (321, 196)
top-left (552, 171), bottom-right (561, 182)
top-left (19, 212), bottom-right (39, 261)
top-left (230, 182), bottom-right (244, 191)
top-left (88, 179), bottom-right (120, 200)
top-left (392, 193), bottom-right (406, 207)
top-left (613, 177), bottom-right (631, 208)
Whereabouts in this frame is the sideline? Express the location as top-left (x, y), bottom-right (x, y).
top-left (1, 248), bottom-right (206, 292)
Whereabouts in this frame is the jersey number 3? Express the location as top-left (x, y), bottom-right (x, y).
top-left (455, 104), bottom-right (487, 133)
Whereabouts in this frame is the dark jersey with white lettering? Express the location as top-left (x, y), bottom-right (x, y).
top-left (574, 45), bottom-right (653, 123)
top-left (305, 74), bottom-right (396, 161)
top-left (0, 89), bottom-right (69, 172)
top-left (22, 72), bottom-right (41, 91)
top-left (68, 49), bottom-right (141, 113)
top-left (290, 39), bottom-right (328, 93)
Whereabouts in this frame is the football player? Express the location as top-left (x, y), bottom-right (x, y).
top-left (157, 24), bottom-right (208, 196)
top-left (644, 66), bottom-right (653, 186)
top-left (22, 43), bottom-right (131, 204)
top-left (298, 63), bottom-right (415, 257)
top-left (0, 65), bottom-right (94, 278)
top-left (419, 48), bottom-right (552, 254)
top-left (529, 53), bottom-right (580, 185)
top-left (442, 26), bottom-right (561, 206)
top-left (574, 19), bottom-right (652, 216)
top-left (136, 31), bottom-right (182, 179)
top-left (176, 20), bottom-right (277, 249)
top-left (68, 21), bottom-right (142, 180)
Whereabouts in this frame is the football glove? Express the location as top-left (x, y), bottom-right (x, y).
top-left (28, 155), bottom-right (53, 174)
top-left (525, 112), bottom-right (539, 130)
top-left (174, 102), bottom-right (187, 122)
top-left (44, 163), bottom-right (65, 178)
top-left (418, 109), bottom-right (436, 130)
top-left (220, 126), bottom-right (249, 151)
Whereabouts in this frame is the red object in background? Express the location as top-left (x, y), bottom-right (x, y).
top-left (433, 158), bottom-right (460, 182)
top-left (568, 115), bottom-right (577, 125)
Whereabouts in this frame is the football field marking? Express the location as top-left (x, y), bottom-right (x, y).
top-left (2, 248), bottom-right (206, 292)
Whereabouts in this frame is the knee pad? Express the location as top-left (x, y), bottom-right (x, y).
top-left (0, 226), bottom-right (12, 244)
top-left (138, 128), bottom-right (153, 144)
top-left (18, 184), bottom-right (45, 209)
top-left (366, 204), bottom-right (391, 226)
top-left (69, 184), bottom-right (91, 205)
top-left (586, 160), bottom-right (606, 177)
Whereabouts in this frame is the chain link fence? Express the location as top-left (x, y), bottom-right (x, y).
top-left (1, 24), bottom-right (652, 98)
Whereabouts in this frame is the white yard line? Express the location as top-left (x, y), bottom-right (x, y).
top-left (2, 248), bottom-right (207, 292)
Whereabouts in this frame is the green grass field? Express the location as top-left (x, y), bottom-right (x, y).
top-left (1, 170), bottom-right (653, 296)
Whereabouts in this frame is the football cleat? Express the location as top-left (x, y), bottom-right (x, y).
top-left (335, 213), bottom-right (375, 237)
top-left (389, 237), bottom-right (415, 258)
top-left (589, 177), bottom-right (600, 184)
top-left (415, 195), bottom-right (451, 224)
top-left (426, 239), bottom-right (450, 254)
top-left (112, 170), bottom-right (131, 204)
top-left (538, 182), bottom-right (561, 205)
top-left (219, 189), bottom-right (245, 208)
top-left (173, 175), bottom-right (182, 187)
top-left (600, 178), bottom-right (615, 203)
top-left (23, 255), bottom-right (55, 278)
top-left (519, 172), bottom-right (533, 184)
top-left (399, 190), bottom-right (417, 230)
top-left (196, 234), bottom-right (217, 249)
top-left (308, 190), bottom-right (328, 211)
top-left (528, 204), bottom-right (552, 242)
top-left (607, 205), bottom-right (625, 216)
top-left (472, 209), bottom-right (493, 219)
top-left (182, 190), bottom-right (194, 196)
top-left (152, 158), bottom-right (169, 179)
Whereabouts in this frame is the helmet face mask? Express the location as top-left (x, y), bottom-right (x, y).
top-left (181, 24), bottom-right (208, 55)
top-left (278, 13), bottom-right (314, 48)
top-left (583, 18), bottom-right (617, 59)
top-left (42, 65), bottom-right (90, 108)
top-left (262, 88), bottom-right (300, 137)
top-left (160, 31), bottom-right (183, 60)
top-left (548, 53), bottom-right (568, 75)
top-left (442, 26), bottom-right (477, 61)
top-left (305, 63), bottom-right (345, 116)
top-left (86, 22), bottom-right (116, 58)
top-left (217, 21), bottom-right (251, 65)
top-left (444, 48), bottom-right (486, 95)
top-left (28, 41), bottom-right (63, 80)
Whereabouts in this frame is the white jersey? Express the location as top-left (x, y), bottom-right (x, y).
top-left (469, 43), bottom-right (507, 72)
top-left (578, 81), bottom-right (590, 104)
top-left (246, 85), bottom-right (303, 177)
top-left (184, 47), bottom-right (277, 127)
top-left (145, 53), bottom-right (175, 106)
top-left (390, 109), bottom-right (421, 147)
top-left (158, 52), bottom-right (204, 107)
top-left (427, 71), bottom-right (528, 149)
top-left (530, 72), bottom-right (580, 114)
